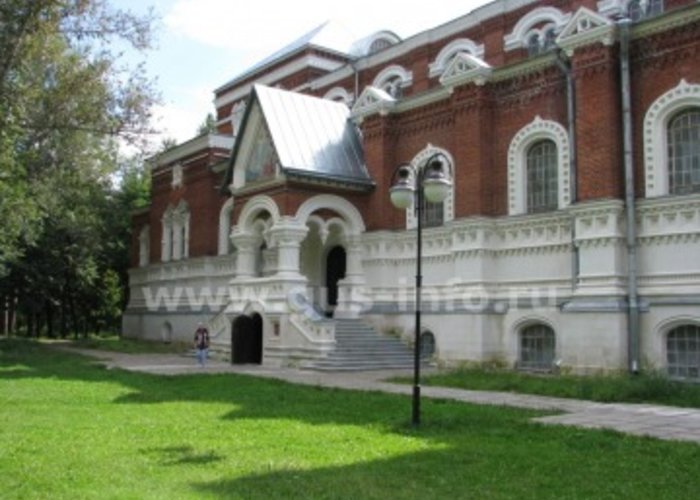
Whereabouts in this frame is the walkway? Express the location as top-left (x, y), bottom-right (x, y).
top-left (60, 347), bottom-right (700, 445)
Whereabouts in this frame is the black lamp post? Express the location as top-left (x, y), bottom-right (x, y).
top-left (389, 153), bottom-right (453, 426)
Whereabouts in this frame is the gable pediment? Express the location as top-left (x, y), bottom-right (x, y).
top-left (231, 100), bottom-right (280, 191)
top-left (351, 85), bottom-right (396, 120)
top-left (439, 53), bottom-right (492, 89)
top-left (556, 7), bottom-right (616, 55)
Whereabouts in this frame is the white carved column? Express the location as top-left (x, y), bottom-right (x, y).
top-left (268, 217), bottom-right (309, 278)
top-left (336, 234), bottom-right (367, 319)
top-left (230, 229), bottom-right (258, 278)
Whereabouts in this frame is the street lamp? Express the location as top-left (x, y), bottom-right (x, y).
top-left (389, 153), bottom-right (453, 426)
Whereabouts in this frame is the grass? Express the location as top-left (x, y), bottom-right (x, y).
top-left (413, 366), bottom-right (700, 408)
top-left (1, 338), bottom-right (700, 499)
top-left (41, 333), bottom-right (190, 354)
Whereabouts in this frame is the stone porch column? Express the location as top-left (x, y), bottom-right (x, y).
top-left (230, 229), bottom-right (258, 278)
top-left (268, 217), bottom-right (309, 278)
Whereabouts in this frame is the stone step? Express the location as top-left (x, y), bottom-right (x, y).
top-left (303, 318), bottom-right (419, 371)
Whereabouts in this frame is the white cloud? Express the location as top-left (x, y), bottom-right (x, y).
top-left (165, 0), bottom-right (489, 69)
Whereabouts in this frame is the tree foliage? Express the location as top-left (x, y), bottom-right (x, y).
top-left (0, 0), bottom-right (157, 336)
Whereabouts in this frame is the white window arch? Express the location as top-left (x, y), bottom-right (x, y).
top-left (161, 205), bottom-right (174, 262)
top-left (218, 197), bottom-right (234, 255)
top-left (643, 80), bottom-right (700, 197)
top-left (405, 144), bottom-right (455, 230)
top-left (519, 322), bottom-right (556, 371)
top-left (138, 225), bottom-right (150, 267)
top-left (508, 116), bottom-right (571, 215)
top-left (322, 87), bottom-right (353, 106)
top-left (428, 38), bottom-right (485, 78)
top-left (372, 65), bottom-right (413, 99)
top-left (162, 201), bottom-right (190, 262)
top-left (504, 7), bottom-right (571, 52)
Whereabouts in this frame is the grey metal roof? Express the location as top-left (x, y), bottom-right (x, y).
top-left (214, 21), bottom-right (356, 94)
top-left (254, 85), bottom-right (372, 186)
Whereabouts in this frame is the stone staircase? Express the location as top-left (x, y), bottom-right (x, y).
top-left (303, 318), bottom-right (421, 371)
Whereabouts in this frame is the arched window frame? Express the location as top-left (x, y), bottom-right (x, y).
top-left (508, 116), bottom-right (571, 215)
top-left (643, 80), bottom-right (700, 197)
top-left (372, 65), bottom-right (413, 99)
top-left (666, 323), bottom-right (700, 380)
top-left (598, 0), bottom-right (664, 20)
top-left (171, 200), bottom-right (190, 261)
top-left (218, 197), bottom-right (234, 256)
top-left (518, 322), bottom-right (557, 371)
top-left (405, 145), bottom-right (455, 230)
top-left (428, 38), bottom-right (485, 78)
top-left (322, 87), bottom-right (353, 106)
top-left (503, 7), bottom-right (571, 52)
top-left (161, 205), bottom-right (174, 263)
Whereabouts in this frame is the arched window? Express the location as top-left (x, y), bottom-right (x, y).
top-left (667, 108), bottom-right (700, 195)
top-left (628, 0), bottom-right (664, 22)
top-left (519, 324), bottom-right (556, 371)
top-left (369, 38), bottom-right (392, 54)
top-left (372, 65), bottom-right (412, 100)
top-left (527, 140), bottom-right (559, 213)
top-left (421, 197), bottom-right (444, 228)
top-left (421, 331), bottom-right (436, 358)
top-left (667, 324), bottom-right (700, 379)
top-left (527, 33), bottom-right (541, 56)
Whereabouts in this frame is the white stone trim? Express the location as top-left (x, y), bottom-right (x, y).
top-left (295, 194), bottom-right (366, 234)
top-left (644, 80), bottom-right (700, 197)
top-left (322, 86), bottom-right (353, 106)
top-left (214, 55), bottom-right (345, 109)
top-left (507, 116), bottom-right (571, 215)
top-left (406, 144), bottom-right (455, 230)
top-left (372, 64), bottom-right (413, 90)
top-left (150, 135), bottom-right (234, 169)
top-left (237, 195), bottom-right (281, 232)
top-left (428, 38), bottom-right (485, 78)
top-left (504, 6), bottom-right (572, 51)
top-left (556, 7), bottom-right (616, 56)
top-left (351, 85), bottom-right (396, 120)
top-left (439, 53), bottom-right (492, 89)
top-left (218, 197), bottom-right (234, 255)
top-left (351, 30), bottom-right (402, 57)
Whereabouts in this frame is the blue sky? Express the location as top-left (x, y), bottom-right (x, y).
top-left (116, 0), bottom-right (489, 148)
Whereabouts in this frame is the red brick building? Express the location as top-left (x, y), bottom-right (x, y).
top-left (125, 0), bottom-right (700, 376)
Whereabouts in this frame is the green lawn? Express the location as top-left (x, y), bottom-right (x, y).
top-left (2, 339), bottom-right (700, 499)
top-left (48, 334), bottom-right (190, 354)
top-left (415, 367), bottom-right (700, 408)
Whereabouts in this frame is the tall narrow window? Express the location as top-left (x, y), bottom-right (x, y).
top-left (421, 197), bottom-right (444, 228)
top-left (519, 324), bottom-right (556, 371)
top-left (667, 325), bottom-right (700, 379)
top-left (667, 108), bottom-right (700, 195)
top-left (527, 140), bottom-right (558, 213)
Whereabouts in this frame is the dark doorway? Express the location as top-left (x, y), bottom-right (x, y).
top-left (231, 313), bottom-right (263, 364)
top-left (325, 246), bottom-right (346, 310)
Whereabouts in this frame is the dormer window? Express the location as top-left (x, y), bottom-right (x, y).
top-left (369, 37), bottom-right (393, 54)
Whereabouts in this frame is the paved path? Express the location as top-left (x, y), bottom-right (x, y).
top-left (59, 346), bottom-right (700, 445)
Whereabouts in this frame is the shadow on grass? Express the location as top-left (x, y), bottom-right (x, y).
top-left (140, 446), bottom-right (225, 466)
top-left (3, 338), bottom-right (700, 499)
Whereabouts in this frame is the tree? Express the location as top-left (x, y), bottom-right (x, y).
top-left (0, 0), bottom-right (158, 336)
top-left (197, 112), bottom-right (216, 135)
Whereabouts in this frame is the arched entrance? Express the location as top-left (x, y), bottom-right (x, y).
top-left (231, 313), bottom-right (263, 364)
top-left (325, 246), bottom-right (346, 315)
